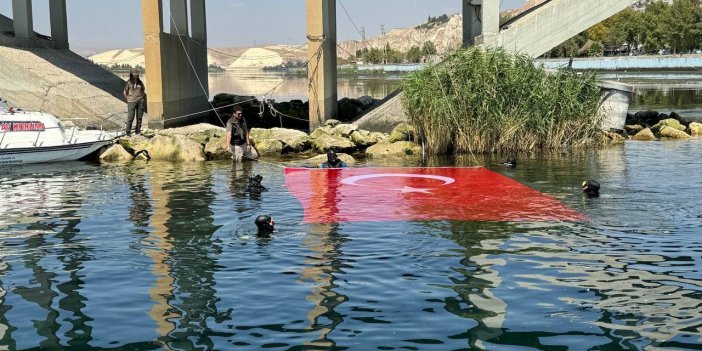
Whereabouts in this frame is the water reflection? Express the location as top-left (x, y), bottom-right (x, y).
top-left (0, 140), bottom-right (700, 350)
top-left (139, 163), bottom-right (229, 350)
top-left (299, 169), bottom-right (348, 348)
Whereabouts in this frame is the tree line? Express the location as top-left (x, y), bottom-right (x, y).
top-left (547, 0), bottom-right (702, 58)
top-left (355, 41), bottom-right (437, 64)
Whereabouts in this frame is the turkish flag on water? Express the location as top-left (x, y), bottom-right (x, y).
top-left (284, 167), bottom-right (586, 223)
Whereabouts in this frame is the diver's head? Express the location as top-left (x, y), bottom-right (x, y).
top-left (248, 174), bottom-right (263, 188)
top-left (505, 155), bottom-right (517, 168)
top-left (582, 180), bottom-right (600, 197)
top-left (326, 150), bottom-right (339, 165)
top-left (255, 215), bottom-right (275, 235)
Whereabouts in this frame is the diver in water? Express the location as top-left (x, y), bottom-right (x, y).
top-left (246, 174), bottom-right (268, 192)
top-left (255, 215), bottom-right (275, 236)
top-left (502, 155), bottom-right (517, 168)
top-left (319, 150), bottom-right (347, 168)
top-left (582, 180), bottom-right (600, 198)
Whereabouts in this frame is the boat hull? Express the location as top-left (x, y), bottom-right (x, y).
top-left (0, 141), bottom-right (113, 165)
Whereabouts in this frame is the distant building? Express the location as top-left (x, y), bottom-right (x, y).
top-left (632, 0), bottom-right (674, 11)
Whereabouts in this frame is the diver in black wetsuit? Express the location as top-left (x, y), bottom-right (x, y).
top-left (255, 215), bottom-right (275, 236)
top-left (319, 150), bottom-right (347, 168)
top-left (246, 174), bottom-right (268, 192)
top-left (582, 180), bottom-right (600, 198)
top-left (502, 155), bottom-right (517, 168)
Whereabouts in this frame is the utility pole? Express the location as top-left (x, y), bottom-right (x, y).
top-left (381, 25), bottom-right (387, 64)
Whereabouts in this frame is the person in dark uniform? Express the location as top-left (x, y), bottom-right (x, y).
top-left (582, 180), bottom-right (600, 198)
top-left (255, 215), bottom-right (275, 236)
top-left (319, 150), bottom-right (347, 168)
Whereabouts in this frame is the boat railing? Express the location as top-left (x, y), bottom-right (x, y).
top-left (0, 125), bottom-right (117, 149)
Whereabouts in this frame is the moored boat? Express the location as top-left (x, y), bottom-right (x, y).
top-left (0, 102), bottom-right (121, 165)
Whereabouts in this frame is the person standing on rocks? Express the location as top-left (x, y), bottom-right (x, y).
top-left (225, 106), bottom-right (259, 162)
top-left (123, 68), bottom-right (146, 136)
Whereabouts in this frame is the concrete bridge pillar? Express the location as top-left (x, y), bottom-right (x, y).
top-left (12, 0), bottom-right (34, 40)
top-left (462, 0), bottom-right (500, 47)
top-left (49, 0), bottom-right (69, 49)
top-left (191, 0), bottom-right (207, 43)
top-left (142, 0), bottom-right (209, 128)
top-left (170, 0), bottom-right (189, 35)
top-left (307, 0), bottom-right (337, 130)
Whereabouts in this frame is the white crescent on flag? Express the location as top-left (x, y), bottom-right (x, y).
top-left (340, 173), bottom-right (456, 194)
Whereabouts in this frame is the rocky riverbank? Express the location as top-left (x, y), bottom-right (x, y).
top-left (616, 110), bottom-right (702, 142)
top-left (98, 121), bottom-right (422, 163)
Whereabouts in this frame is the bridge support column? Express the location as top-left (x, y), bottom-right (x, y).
top-left (462, 0), bottom-right (500, 48)
top-left (12, 0), bottom-right (34, 40)
top-left (49, 0), bottom-right (69, 49)
top-left (142, 0), bottom-right (209, 129)
top-left (307, 0), bottom-right (337, 130)
top-left (170, 0), bottom-right (189, 35)
top-left (191, 0), bottom-right (207, 43)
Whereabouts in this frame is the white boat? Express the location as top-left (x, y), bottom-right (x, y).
top-left (0, 102), bottom-right (121, 165)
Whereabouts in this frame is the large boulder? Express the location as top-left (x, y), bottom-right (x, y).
top-left (357, 95), bottom-right (375, 108)
top-left (689, 122), bottom-right (702, 136)
top-left (631, 110), bottom-right (660, 127)
top-left (604, 131), bottom-right (626, 144)
top-left (349, 130), bottom-right (386, 148)
top-left (388, 123), bottom-right (417, 143)
top-left (659, 126), bottom-right (691, 140)
top-left (250, 128), bottom-right (311, 152)
top-left (144, 135), bottom-right (206, 161)
top-left (324, 119), bottom-right (341, 128)
top-left (256, 139), bottom-right (284, 157)
top-left (99, 144), bottom-right (133, 162)
top-left (654, 118), bottom-right (686, 132)
top-left (311, 133), bottom-right (356, 152)
top-left (631, 128), bottom-right (656, 141)
top-left (366, 141), bottom-right (422, 158)
top-left (310, 126), bottom-right (334, 140)
top-left (204, 136), bottom-right (232, 160)
top-left (118, 135), bottom-right (150, 154)
top-left (337, 97), bottom-right (365, 121)
top-left (306, 153), bottom-right (357, 167)
top-left (333, 123), bottom-right (358, 137)
top-left (624, 124), bottom-right (644, 135)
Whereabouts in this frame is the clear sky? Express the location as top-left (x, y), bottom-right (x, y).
top-left (0, 0), bottom-right (526, 52)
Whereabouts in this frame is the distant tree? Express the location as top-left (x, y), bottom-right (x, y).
top-left (641, 1), bottom-right (671, 52)
top-left (421, 41), bottom-right (437, 55)
top-left (667, 0), bottom-right (702, 52)
top-left (364, 48), bottom-right (383, 64)
top-left (406, 46), bottom-right (423, 63)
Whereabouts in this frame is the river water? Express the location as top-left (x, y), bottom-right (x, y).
top-left (1, 72), bottom-right (701, 350)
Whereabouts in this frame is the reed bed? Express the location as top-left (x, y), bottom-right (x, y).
top-left (401, 48), bottom-right (605, 154)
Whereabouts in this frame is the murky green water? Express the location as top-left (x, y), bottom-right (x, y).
top-left (1, 139), bottom-right (702, 350)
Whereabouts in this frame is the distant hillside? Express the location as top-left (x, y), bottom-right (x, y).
top-left (91, 10), bottom-right (530, 69)
top-left (337, 14), bottom-right (464, 59)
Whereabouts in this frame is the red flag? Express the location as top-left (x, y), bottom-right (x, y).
top-left (284, 167), bottom-right (586, 224)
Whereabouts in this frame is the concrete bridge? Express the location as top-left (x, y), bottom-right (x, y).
top-left (0, 0), bottom-right (638, 130)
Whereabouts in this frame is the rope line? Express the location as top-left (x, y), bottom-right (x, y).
top-left (169, 13), bottom-right (227, 127)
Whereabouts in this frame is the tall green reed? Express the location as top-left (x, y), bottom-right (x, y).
top-left (401, 47), bottom-right (605, 154)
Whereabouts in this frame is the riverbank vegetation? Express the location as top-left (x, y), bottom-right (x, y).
top-left (548, 0), bottom-right (702, 57)
top-left (401, 48), bottom-right (604, 154)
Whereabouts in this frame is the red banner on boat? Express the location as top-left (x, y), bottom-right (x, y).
top-left (284, 167), bottom-right (586, 223)
top-left (1, 121), bottom-right (45, 132)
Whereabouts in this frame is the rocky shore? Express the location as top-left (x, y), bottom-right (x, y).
top-left (99, 121), bottom-right (421, 163)
top-left (615, 110), bottom-right (702, 142)
top-left (99, 109), bottom-right (702, 163)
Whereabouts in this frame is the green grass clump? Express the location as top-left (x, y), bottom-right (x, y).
top-left (401, 47), bottom-right (605, 154)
